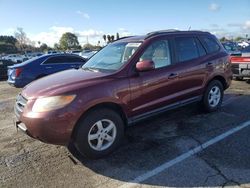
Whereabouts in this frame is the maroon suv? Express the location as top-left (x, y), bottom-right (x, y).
top-left (15, 30), bottom-right (232, 158)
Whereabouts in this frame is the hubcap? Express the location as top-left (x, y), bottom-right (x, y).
top-left (88, 119), bottom-right (117, 151)
top-left (208, 86), bottom-right (221, 107)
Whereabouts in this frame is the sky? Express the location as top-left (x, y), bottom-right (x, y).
top-left (0, 0), bottom-right (250, 47)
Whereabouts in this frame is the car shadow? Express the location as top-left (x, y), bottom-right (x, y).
top-left (68, 94), bottom-right (250, 187)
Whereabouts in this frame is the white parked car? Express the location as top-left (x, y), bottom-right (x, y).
top-left (238, 41), bottom-right (249, 48)
top-left (2, 54), bottom-right (26, 63)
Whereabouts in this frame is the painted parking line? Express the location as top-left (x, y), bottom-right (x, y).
top-left (119, 120), bottom-right (250, 188)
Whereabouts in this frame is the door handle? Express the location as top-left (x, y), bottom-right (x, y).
top-left (206, 62), bottom-right (213, 67)
top-left (45, 66), bottom-right (52, 69)
top-left (168, 73), bottom-right (179, 79)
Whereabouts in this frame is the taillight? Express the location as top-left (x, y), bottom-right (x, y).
top-left (230, 56), bottom-right (250, 63)
top-left (15, 68), bottom-right (23, 77)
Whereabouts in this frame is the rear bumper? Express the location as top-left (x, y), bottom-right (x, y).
top-left (7, 78), bottom-right (31, 88)
top-left (231, 63), bottom-right (250, 77)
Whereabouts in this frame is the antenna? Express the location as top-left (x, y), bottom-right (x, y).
top-left (188, 26), bottom-right (191, 31)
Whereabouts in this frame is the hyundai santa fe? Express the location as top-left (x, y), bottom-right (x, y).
top-left (14, 30), bottom-right (232, 159)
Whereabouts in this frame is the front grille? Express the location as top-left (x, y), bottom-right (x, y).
top-left (15, 94), bottom-right (28, 117)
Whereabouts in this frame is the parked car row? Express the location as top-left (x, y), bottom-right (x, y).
top-left (7, 54), bottom-right (87, 87)
top-left (0, 60), bottom-right (16, 80)
top-left (230, 46), bottom-right (250, 80)
top-left (221, 41), bottom-right (250, 80)
top-left (1, 54), bottom-right (28, 63)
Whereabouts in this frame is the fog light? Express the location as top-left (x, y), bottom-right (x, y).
top-left (17, 123), bottom-right (27, 132)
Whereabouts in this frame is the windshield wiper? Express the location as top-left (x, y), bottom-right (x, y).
top-left (82, 67), bottom-right (99, 72)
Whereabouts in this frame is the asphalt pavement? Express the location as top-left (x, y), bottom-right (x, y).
top-left (0, 80), bottom-right (250, 188)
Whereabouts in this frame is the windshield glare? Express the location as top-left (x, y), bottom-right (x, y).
top-left (82, 42), bottom-right (141, 72)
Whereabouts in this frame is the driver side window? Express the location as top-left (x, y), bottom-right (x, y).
top-left (140, 40), bottom-right (171, 68)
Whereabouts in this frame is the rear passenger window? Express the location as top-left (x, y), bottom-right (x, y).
top-left (43, 56), bottom-right (86, 64)
top-left (66, 56), bottom-right (86, 63)
top-left (200, 36), bottom-right (220, 54)
top-left (175, 37), bottom-right (200, 62)
top-left (43, 56), bottom-right (66, 64)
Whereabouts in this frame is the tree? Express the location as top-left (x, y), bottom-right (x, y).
top-left (107, 35), bottom-right (111, 43)
top-left (59, 32), bottom-right (80, 50)
top-left (220, 37), bottom-right (227, 42)
top-left (103, 35), bottom-right (106, 43)
top-left (14, 27), bottom-right (29, 52)
top-left (110, 35), bottom-right (115, 42)
top-left (116, 33), bottom-right (120, 40)
top-left (0, 35), bottom-right (18, 54)
top-left (0, 36), bottom-right (17, 45)
top-left (53, 43), bottom-right (60, 50)
top-left (40, 43), bottom-right (48, 52)
top-left (235, 36), bottom-right (243, 41)
top-left (82, 43), bottom-right (102, 51)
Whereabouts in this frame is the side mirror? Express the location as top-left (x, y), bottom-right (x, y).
top-left (136, 60), bottom-right (155, 72)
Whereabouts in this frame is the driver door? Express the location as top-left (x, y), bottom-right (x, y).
top-left (129, 38), bottom-right (182, 117)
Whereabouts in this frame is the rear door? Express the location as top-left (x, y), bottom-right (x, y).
top-left (129, 37), bottom-right (186, 116)
top-left (171, 36), bottom-right (208, 99)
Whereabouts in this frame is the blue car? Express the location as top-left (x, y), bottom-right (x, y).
top-left (7, 54), bottom-right (87, 87)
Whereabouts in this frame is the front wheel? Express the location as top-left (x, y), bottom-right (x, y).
top-left (202, 80), bottom-right (224, 112)
top-left (74, 108), bottom-right (124, 159)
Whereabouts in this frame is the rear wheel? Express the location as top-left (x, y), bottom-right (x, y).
top-left (74, 108), bottom-right (124, 159)
top-left (202, 80), bottom-right (223, 112)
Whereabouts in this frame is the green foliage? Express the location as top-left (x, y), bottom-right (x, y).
top-left (0, 36), bottom-right (17, 45)
top-left (59, 32), bottom-right (80, 50)
top-left (0, 35), bottom-right (18, 54)
top-left (40, 43), bottom-right (49, 52)
top-left (220, 37), bottom-right (227, 42)
top-left (0, 42), bottom-right (18, 54)
top-left (83, 43), bottom-right (101, 51)
top-left (116, 33), bottom-right (120, 40)
top-left (235, 36), bottom-right (244, 41)
top-left (103, 35), bottom-right (106, 42)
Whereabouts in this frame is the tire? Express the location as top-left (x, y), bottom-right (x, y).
top-left (74, 108), bottom-right (124, 159)
top-left (202, 80), bottom-right (223, 112)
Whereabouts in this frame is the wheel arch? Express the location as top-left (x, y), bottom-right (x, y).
top-left (71, 102), bottom-right (128, 140)
top-left (206, 75), bottom-right (227, 90)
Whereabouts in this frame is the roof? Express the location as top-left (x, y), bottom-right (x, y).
top-left (114, 30), bottom-right (212, 43)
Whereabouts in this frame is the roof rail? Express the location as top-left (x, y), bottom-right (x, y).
top-left (114, 36), bottom-right (134, 41)
top-left (146, 29), bottom-right (180, 38)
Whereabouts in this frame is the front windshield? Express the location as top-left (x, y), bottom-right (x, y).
top-left (82, 42), bottom-right (141, 72)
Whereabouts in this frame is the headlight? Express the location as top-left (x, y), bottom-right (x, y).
top-left (32, 95), bottom-right (76, 112)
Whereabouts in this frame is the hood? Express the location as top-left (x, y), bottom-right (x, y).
top-left (22, 69), bottom-right (110, 99)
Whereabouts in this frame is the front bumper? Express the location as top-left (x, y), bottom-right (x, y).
top-left (14, 94), bottom-right (79, 145)
top-left (232, 63), bottom-right (250, 77)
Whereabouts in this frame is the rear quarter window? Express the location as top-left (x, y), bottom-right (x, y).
top-left (200, 36), bottom-right (220, 54)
